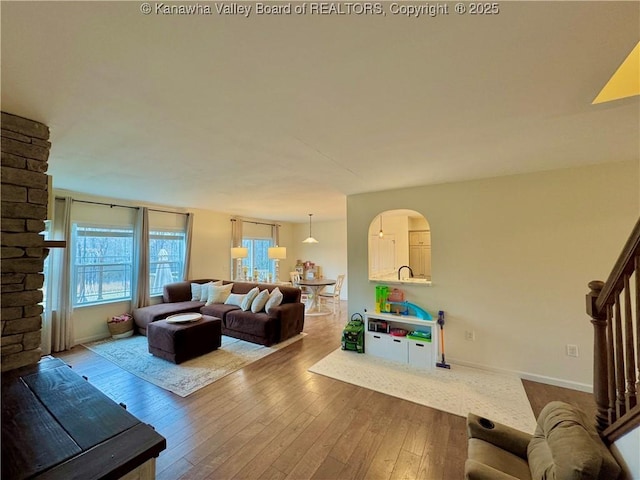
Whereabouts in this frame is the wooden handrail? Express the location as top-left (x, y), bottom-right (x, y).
top-left (595, 218), bottom-right (640, 312)
top-left (587, 216), bottom-right (640, 438)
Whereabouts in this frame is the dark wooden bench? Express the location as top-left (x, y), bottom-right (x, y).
top-left (1, 356), bottom-right (166, 479)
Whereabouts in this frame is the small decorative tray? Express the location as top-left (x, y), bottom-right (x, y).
top-left (166, 313), bottom-right (202, 323)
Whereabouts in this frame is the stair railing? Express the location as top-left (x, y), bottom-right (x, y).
top-left (586, 217), bottom-right (640, 441)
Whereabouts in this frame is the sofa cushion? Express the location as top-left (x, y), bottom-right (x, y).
top-left (200, 303), bottom-right (241, 321)
top-left (527, 401), bottom-right (621, 480)
top-left (225, 309), bottom-right (277, 340)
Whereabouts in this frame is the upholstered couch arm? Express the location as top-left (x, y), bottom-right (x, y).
top-left (464, 459), bottom-right (522, 480)
top-left (467, 413), bottom-right (532, 460)
top-left (270, 302), bottom-right (305, 341)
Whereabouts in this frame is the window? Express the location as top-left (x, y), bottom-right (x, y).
top-left (149, 229), bottom-right (186, 296)
top-left (242, 237), bottom-right (274, 281)
top-left (72, 225), bottom-right (134, 305)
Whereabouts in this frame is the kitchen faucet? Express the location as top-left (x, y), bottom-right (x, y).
top-left (398, 265), bottom-right (414, 280)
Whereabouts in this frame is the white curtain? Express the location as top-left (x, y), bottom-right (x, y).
top-left (49, 196), bottom-right (74, 352)
top-left (182, 212), bottom-right (193, 280)
top-left (272, 224), bottom-right (280, 246)
top-left (132, 207), bottom-right (150, 309)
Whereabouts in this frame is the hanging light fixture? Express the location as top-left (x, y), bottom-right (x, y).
top-left (302, 213), bottom-right (319, 243)
top-left (378, 214), bottom-right (384, 238)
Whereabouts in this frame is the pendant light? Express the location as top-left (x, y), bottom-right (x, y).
top-left (302, 214), bottom-right (319, 244)
top-left (378, 214), bottom-right (384, 238)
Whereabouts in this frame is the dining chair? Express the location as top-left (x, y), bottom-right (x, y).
top-left (289, 272), bottom-right (309, 302)
top-left (319, 274), bottom-right (345, 314)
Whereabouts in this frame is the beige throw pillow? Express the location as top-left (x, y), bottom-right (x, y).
top-left (224, 293), bottom-right (246, 307)
top-left (265, 287), bottom-right (283, 314)
top-left (206, 283), bottom-right (233, 305)
top-left (241, 287), bottom-right (260, 311)
top-left (251, 289), bottom-right (270, 313)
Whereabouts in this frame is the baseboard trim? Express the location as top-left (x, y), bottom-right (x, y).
top-left (448, 357), bottom-right (593, 393)
top-left (75, 333), bottom-right (111, 346)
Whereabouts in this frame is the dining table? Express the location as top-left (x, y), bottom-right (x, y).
top-left (297, 278), bottom-right (336, 316)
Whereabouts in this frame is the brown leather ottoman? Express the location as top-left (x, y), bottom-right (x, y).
top-left (147, 314), bottom-right (222, 364)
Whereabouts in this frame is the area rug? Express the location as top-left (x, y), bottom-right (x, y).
top-left (309, 348), bottom-right (537, 433)
top-left (84, 333), bottom-right (305, 397)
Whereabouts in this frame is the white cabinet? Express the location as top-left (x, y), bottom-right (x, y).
top-left (409, 245), bottom-right (431, 279)
top-left (388, 336), bottom-right (409, 363)
top-left (365, 331), bottom-right (389, 359)
top-left (409, 230), bottom-right (431, 280)
top-left (408, 339), bottom-right (432, 368)
top-left (409, 230), bottom-right (430, 246)
top-left (365, 313), bottom-right (438, 370)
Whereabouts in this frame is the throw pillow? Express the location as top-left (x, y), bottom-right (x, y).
top-left (251, 289), bottom-right (270, 313)
top-left (265, 287), bottom-right (283, 314)
top-left (199, 281), bottom-right (214, 302)
top-left (191, 283), bottom-right (202, 301)
top-left (194, 281), bottom-right (222, 302)
top-left (206, 283), bottom-right (233, 305)
top-left (241, 287), bottom-right (260, 311)
top-left (224, 293), bottom-right (246, 307)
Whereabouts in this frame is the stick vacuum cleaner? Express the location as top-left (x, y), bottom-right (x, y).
top-left (436, 310), bottom-right (450, 369)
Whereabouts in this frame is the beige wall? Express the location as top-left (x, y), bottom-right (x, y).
top-left (347, 161), bottom-right (639, 389)
top-left (289, 219), bottom-right (348, 300)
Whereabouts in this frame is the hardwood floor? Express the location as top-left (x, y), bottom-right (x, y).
top-left (56, 306), bottom-right (595, 480)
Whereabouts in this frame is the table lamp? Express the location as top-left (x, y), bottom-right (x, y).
top-left (268, 246), bottom-right (287, 282)
top-left (231, 247), bottom-right (248, 281)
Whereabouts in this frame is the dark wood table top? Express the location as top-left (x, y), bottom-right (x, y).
top-left (297, 278), bottom-right (336, 287)
top-left (1, 356), bottom-right (166, 480)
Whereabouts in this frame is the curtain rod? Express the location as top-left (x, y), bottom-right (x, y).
top-left (231, 218), bottom-right (281, 227)
top-left (55, 197), bottom-right (189, 216)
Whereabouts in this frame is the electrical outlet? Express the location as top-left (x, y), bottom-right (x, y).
top-left (465, 330), bottom-right (476, 341)
top-left (566, 344), bottom-right (579, 357)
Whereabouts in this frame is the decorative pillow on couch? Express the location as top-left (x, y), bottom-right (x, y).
top-left (192, 281), bottom-right (222, 301)
top-left (241, 287), bottom-right (260, 311)
top-left (265, 287), bottom-right (283, 314)
top-left (251, 289), bottom-right (270, 313)
top-left (224, 293), bottom-right (246, 307)
top-left (206, 283), bottom-right (233, 305)
top-left (191, 283), bottom-right (204, 301)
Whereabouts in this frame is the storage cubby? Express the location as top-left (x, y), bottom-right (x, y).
top-left (364, 312), bottom-right (438, 369)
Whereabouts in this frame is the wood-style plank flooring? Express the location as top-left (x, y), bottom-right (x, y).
top-left (55, 305), bottom-right (595, 480)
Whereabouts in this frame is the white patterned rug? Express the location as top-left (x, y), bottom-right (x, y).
top-left (309, 348), bottom-right (537, 433)
top-left (84, 333), bottom-right (305, 397)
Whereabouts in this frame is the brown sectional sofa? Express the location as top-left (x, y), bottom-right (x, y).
top-left (132, 279), bottom-right (305, 347)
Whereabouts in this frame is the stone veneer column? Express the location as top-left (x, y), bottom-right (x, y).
top-left (1, 112), bottom-right (50, 372)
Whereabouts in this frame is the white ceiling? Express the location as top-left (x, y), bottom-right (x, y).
top-left (2, 1), bottom-right (639, 222)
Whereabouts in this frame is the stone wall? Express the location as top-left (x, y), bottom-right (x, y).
top-left (1, 112), bottom-right (50, 372)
